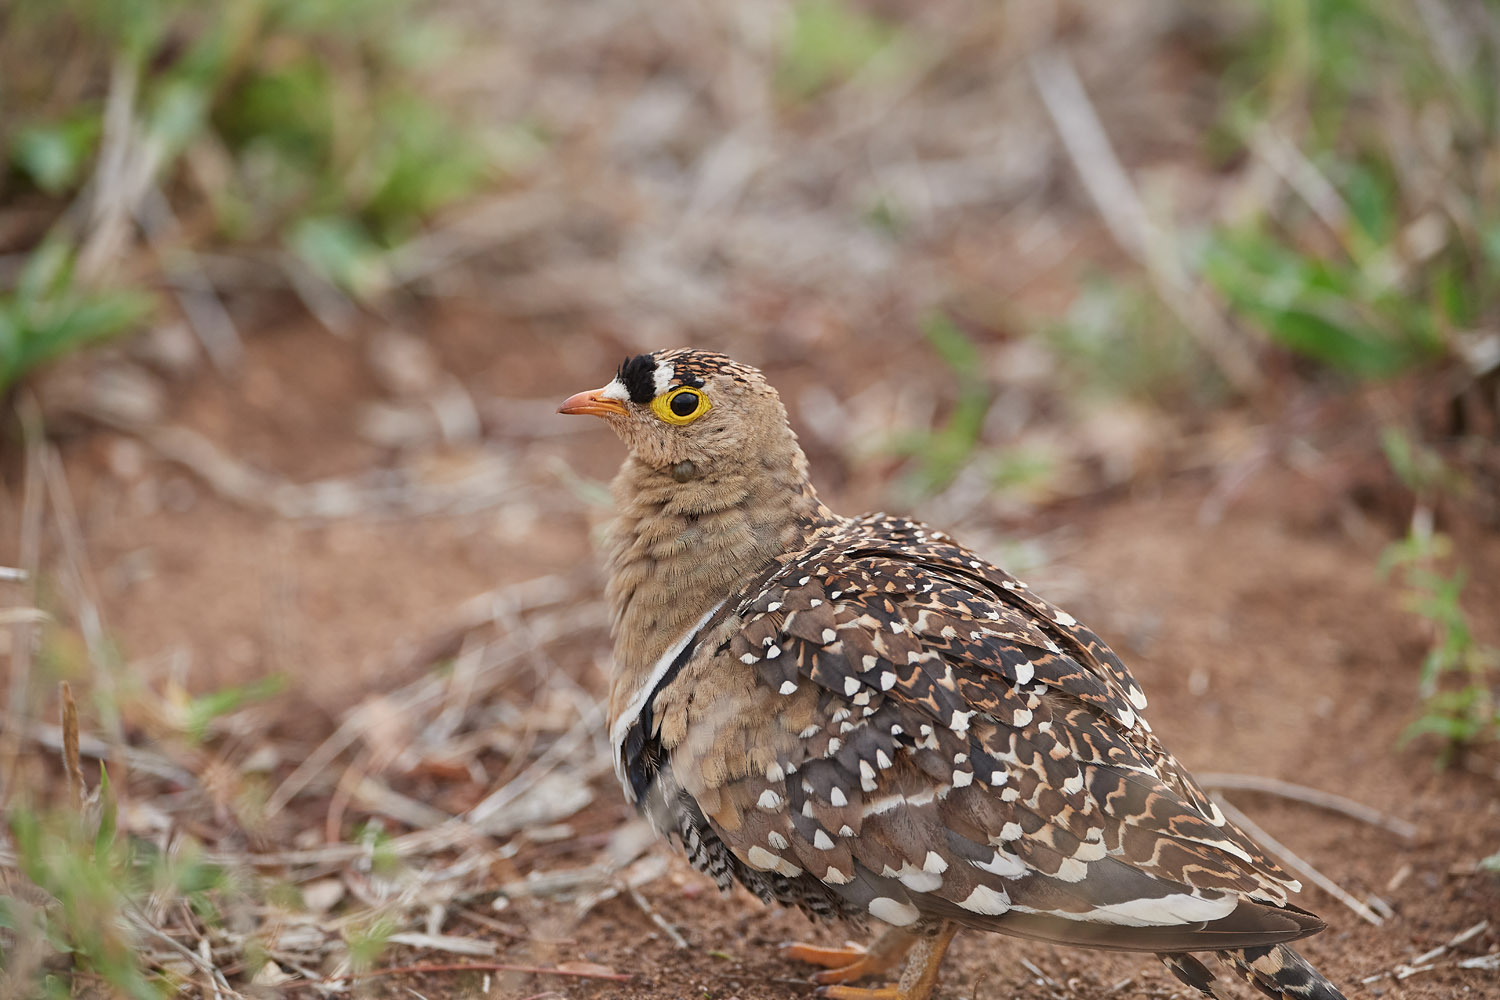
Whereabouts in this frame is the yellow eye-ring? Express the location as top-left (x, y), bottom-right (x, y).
top-left (651, 387), bottom-right (711, 425)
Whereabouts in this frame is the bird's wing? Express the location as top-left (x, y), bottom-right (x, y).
top-left (650, 514), bottom-right (1317, 950)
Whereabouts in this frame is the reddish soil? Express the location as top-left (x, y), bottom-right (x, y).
top-left (6, 307), bottom-right (1499, 1000)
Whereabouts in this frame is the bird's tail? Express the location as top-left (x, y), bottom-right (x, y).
top-left (1221, 944), bottom-right (1347, 1000)
top-left (1157, 945), bottom-right (1347, 1000)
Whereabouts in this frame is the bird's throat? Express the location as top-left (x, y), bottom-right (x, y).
top-left (603, 451), bottom-right (829, 721)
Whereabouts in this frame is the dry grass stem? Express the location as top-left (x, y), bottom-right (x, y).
top-left (25, 720), bottom-right (200, 787)
top-left (81, 410), bottom-right (522, 520)
top-left (1247, 126), bottom-right (1352, 244)
top-left (138, 185), bottom-right (243, 373)
top-left (279, 249), bottom-right (358, 335)
top-left (76, 55), bottom-right (142, 282)
top-left (125, 903), bottom-right (245, 1000)
top-left (1, 395), bottom-right (47, 807)
top-left (1028, 47), bottom-right (1262, 395)
top-left (60, 681), bottom-right (84, 810)
top-left (625, 882), bottom-right (689, 949)
top-left (334, 961), bottom-right (631, 986)
top-left (1196, 773), bottom-right (1418, 840)
top-left (384, 191), bottom-right (569, 287)
top-left (1363, 919), bottom-right (1492, 983)
top-left (43, 445), bottom-right (124, 745)
top-left (1211, 797), bottom-right (1385, 927)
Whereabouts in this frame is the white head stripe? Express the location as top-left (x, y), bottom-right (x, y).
top-left (598, 378), bottom-right (629, 402)
top-left (652, 362), bottom-right (676, 396)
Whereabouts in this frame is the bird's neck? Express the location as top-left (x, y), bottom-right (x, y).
top-left (604, 446), bottom-right (831, 721)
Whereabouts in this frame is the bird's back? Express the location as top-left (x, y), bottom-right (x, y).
top-left (620, 513), bottom-right (1321, 953)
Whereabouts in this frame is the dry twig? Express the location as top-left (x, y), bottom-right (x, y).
top-left (625, 882), bottom-right (689, 950)
top-left (124, 903), bottom-right (245, 1000)
top-left (1028, 47), bottom-right (1262, 395)
top-left (1211, 797), bottom-right (1384, 926)
top-left (43, 446), bottom-right (125, 747)
top-left (138, 184), bottom-right (243, 372)
top-left (25, 720), bottom-right (199, 788)
top-left (1196, 772), bottom-right (1417, 840)
top-left (1362, 919), bottom-right (1491, 983)
top-left (330, 961), bottom-right (632, 986)
top-left (60, 682), bottom-right (85, 810)
top-left (1, 395), bottom-right (46, 807)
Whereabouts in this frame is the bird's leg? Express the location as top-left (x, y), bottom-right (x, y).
top-left (806, 922), bottom-right (959, 1000)
top-left (783, 925), bottom-right (918, 984)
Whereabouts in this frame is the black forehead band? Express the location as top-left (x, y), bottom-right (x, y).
top-left (618, 352), bottom-right (712, 404)
top-left (617, 354), bottom-right (657, 405)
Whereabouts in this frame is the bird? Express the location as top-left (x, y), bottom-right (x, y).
top-left (558, 348), bottom-right (1348, 1000)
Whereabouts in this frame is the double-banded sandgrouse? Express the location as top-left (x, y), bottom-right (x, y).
top-left (560, 349), bottom-right (1346, 1000)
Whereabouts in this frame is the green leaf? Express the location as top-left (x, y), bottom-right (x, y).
top-left (922, 313), bottom-right (982, 378)
top-left (1482, 225), bottom-right (1500, 272)
top-left (16, 239), bottom-right (74, 306)
top-left (9, 807), bottom-right (46, 887)
top-left (286, 216), bottom-right (388, 299)
top-left (146, 79), bottom-right (211, 160)
top-left (1341, 160), bottom-right (1398, 245)
top-left (778, 0), bottom-right (897, 100)
top-left (1257, 307), bottom-right (1415, 378)
top-left (1401, 712), bottom-right (1477, 743)
top-left (94, 764), bottom-right (117, 863)
top-left (11, 116), bottom-right (102, 194)
top-left (363, 98), bottom-right (488, 238)
top-left (0, 243), bottom-right (153, 394)
top-left (214, 59), bottom-right (336, 166)
top-left (181, 675), bottom-right (287, 743)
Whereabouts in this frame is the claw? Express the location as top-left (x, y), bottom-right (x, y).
top-left (815, 987), bottom-right (899, 999)
top-left (783, 941), bottom-right (879, 984)
top-left (789, 922), bottom-right (957, 1000)
top-left (781, 941), bottom-right (868, 969)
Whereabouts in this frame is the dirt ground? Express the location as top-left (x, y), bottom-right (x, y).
top-left (5, 299), bottom-right (1497, 999)
top-left (4, 3), bottom-right (1500, 998)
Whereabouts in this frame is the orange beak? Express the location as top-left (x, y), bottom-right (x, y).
top-left (558, 386), bottom-right (629, 418)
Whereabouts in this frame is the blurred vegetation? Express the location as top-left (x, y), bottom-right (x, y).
top-left (0, 0), bottom-right (488, 393)
top-left (885, 315), bottom-right (1055, 502)
top-left (0, 239), bottom-right (154, 394)
top-left (1040, 0), bottom-right (1500, 767)
top-left (1202, 0), bottom-right (1498, 380)
top-left (885, 315), bottom-right (993, 495)
top-left (1204, 0), bottom-right (1499, 765)
top-left (0, 1), bottom-right (1495, 990)
top-left (777, 0), bottom-right (904, 101)
top-left (1383, 529), bottom-right (1500, 766)
top-left (5, 767), bottom-right (233, 998)
top-left (1046, 274), bottom-right (1226, 408)
top-left (1038, 0), bottom-right (1498, 400)
top-left (1379, 429), bottom-right (1500, 765)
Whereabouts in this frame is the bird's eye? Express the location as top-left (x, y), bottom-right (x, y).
top-left (651, 387), bottom-right (711, 425)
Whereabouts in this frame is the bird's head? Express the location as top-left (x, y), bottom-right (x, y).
top-left (558, 349), bottom-right (793, 478)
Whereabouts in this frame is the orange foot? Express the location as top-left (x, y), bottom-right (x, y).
top-left (782, 927), bottom-right (915, 985)
top-left (814, 986), bottom-right (899, 999)
top-left (785, 922), bottom-right (958, 1000)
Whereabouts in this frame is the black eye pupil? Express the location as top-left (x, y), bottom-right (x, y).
top-left (669, 391), bottom-right (699, 417)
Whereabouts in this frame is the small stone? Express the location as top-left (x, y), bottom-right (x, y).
top-left (300, 878), bottom-right (345, 915)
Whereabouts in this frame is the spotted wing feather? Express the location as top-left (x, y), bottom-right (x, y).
top-left (653, 514), bottom-right (1311, 952)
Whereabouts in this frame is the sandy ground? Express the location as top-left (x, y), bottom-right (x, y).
top-left (6, 305), bottom-right (1497, 998)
